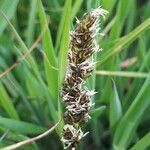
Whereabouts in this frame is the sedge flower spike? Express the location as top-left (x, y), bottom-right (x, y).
top-left (61, 7), bottom-right (108, 149)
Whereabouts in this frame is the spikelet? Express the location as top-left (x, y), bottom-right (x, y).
top-left (61, 7), bottom-right (108, 149)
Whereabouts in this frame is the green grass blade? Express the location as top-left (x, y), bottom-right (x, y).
top-left (0, 0), bottom-right (19, 36)
top-left (113, 73), bottom-right (150, 150)
top-left (90, 106), bottom-right (106, 118)
top-left (0, 117), bottom-right (46, 135)
top-left (56, 0), bottom-right (71, 132)
top-left (0, 10), bottom-right (40, 77)
top-left (26, 0), bottom-right (37, 47)
top-left (101, 0), bottom-right (117, 12)
top-left (55, 0), bottom-right (72, 52)
top-left (0, 83), bottom-right (19, 120)
top-left (123, 49), bottom-right (150, 109)
top-left (71, 0), bottom-right (83, 19)
top-left (96, 70), bottom-right (148, 78)
top-left (58, 0), bottom-right (71, 83)
top-left (109, 0), bottom-right (133, 40)
top-left (0, 59), bottom-right (40, 122)
top-left (98, 18), bottom-right (150, 65)
top-left (130, 132), bottom-right (150, 150)
top-left (24, 67), bottom-right (47, 102)
top-left (109, 80), bottom-right (122, 130)
top-left (37, 0), bottom-right (58, 99)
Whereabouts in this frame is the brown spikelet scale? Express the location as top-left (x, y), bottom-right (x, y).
top-left (61, 7), bottom-right (108, 149)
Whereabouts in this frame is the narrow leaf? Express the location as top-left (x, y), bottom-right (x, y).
top-left (113, 73), bottom-right (150, 149)
top-left (0, 83), bottom-right (19, 120)
top-left (98, 18), bottom-right (150, 65)
top-left (26, 0), bottom-right (37, 47)
top-left (59, 0), bottom-right (71, 83)
top-left (71, 0), bottom-right (83, 19)
top-left (130, 132), bottom-right (150, 150)
top-left (37, 0), bottom-right (58, 99)
top-left (90, 106), bottom-right (106, 118)
top-left (0, 0), bottom-right (19, 36)
top-left (0, 117), bottom-right (46, 135)
top-left (96, 70), bottom-right (148, 78)
top-left (110, 80), bottom-right (122, 130)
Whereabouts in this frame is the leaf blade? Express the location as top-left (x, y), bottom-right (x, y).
top-left (113, 73), bottom-right (150, 149)
top-left (0, 117), bottom-right (46, 135)
top-left (0, 83), bottom-right (19, 120)
top-left (37, 0), bottom-right (58, 99)
top-left (0, 0), bottom-right (19, 36)
top-left (109, 80), bottom-right (122, 130)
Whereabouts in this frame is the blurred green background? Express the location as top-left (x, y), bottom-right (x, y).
top-left (0, 0), bottom-right (150, 149)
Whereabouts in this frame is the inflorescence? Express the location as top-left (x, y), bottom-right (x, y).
top-left (61, 7), bottom-right (108, 149)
